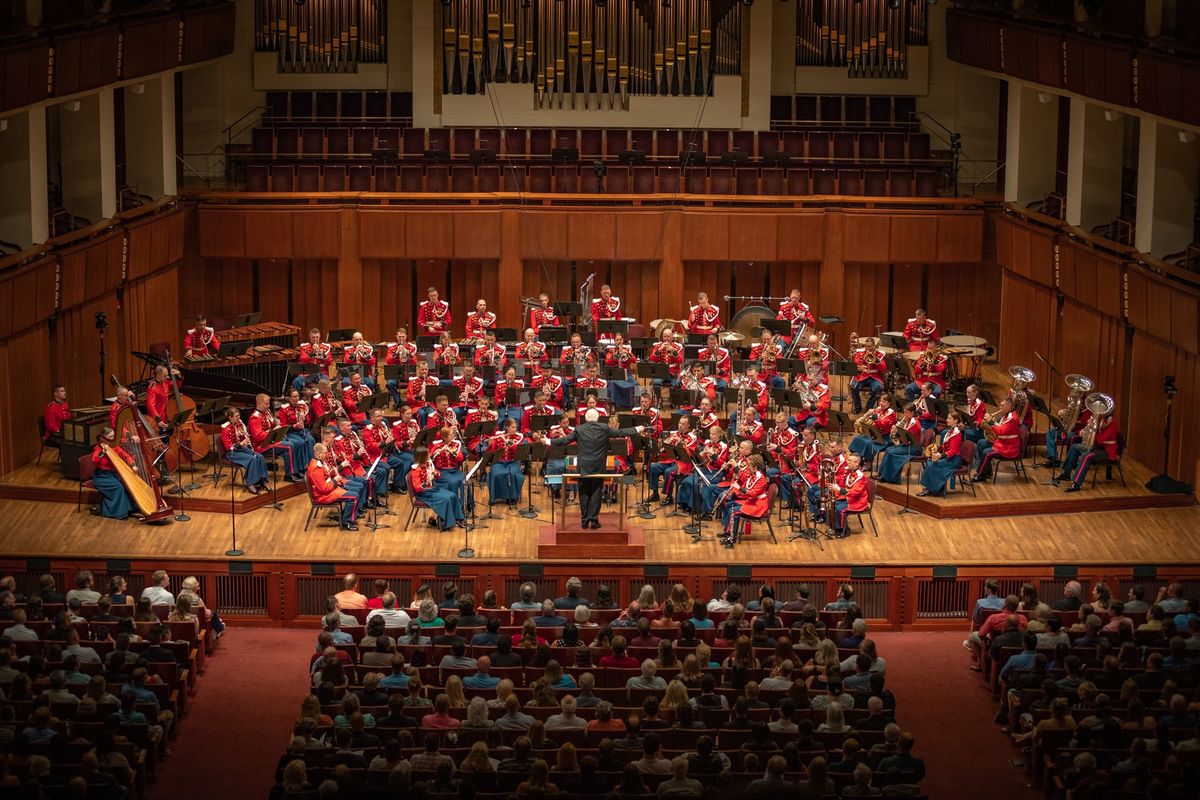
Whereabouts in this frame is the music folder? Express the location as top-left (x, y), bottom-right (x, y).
top-left (425, 385), bottom-right (460, 404)
top-left (464, 420), bottom-right (497, 440)
top-left (636, 362), bottom-right (670, 380)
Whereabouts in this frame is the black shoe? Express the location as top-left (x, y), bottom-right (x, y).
top-left (647, 492), bottom-right (661, 502)
top-left (1054, 473), bottom-right (1069, 483)
top-left (1040, 459), bottom-right (1059, 469)
top-left (1050, 475), bottom-right (1062, 487)
top-left (284, 475), bottom-right (302, 483)
top-left (427, 518), bottom-right (440, 528)
top-left (1065, 483), bottom-right (1081, 493)
top-left (659, 497), bottom-right (673, 507)
top-left (341, 523), bottom-right (359, 532)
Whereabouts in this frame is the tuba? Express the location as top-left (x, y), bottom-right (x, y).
top-left (1008, 365), bottom-right (1036, 421)
top-left (1055, 374), bottom-right (1094, 434)
top-left (1079, 392), bottom-right (1115, 451)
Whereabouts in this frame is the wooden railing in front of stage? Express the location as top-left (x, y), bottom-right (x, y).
top-left (2, 558), bottom-right (1197, 629)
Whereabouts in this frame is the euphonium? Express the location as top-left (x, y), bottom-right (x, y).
top-left (1008, 365), bottom-right (1036, 421)
top-left (1079, 392), bottom-right (1115, 451)
top-left (1055, 374), bottom-right (1094, 433)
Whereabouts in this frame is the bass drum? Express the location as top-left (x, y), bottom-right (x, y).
top-left (728, 303), bottom-right (774, 341)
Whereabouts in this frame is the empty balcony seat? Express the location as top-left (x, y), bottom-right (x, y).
top-left (795, 95), bottom-right (818, 125)
top-left (554, 166), bottom-right (579, 193)
top-left (733, 131), bottom-right (756, 157)
top-left (760, 168), bottom-right (784, 195)
top-left (632, 166), bottom-right (656, 194)
top-left (400, 165), bottom-right (423, 192)
top-left (477, 128), bottom-right (501, 152)
top-left (833, 132), bottom-right (856, 162)
top-left (364, 92), bottom-right (387, 119)
top-left (808, 131), bottom-right (830, 160)
top-left (863, 170), bottom-right (887, 196)
top-left (340, 91), bottom-right (364, 120)
top-left (554, 129), bottom-right (579, 151)
top-left (502, 128), bottom-right (527, 157)
top-left (604, 129), bottom-right (629, 157)
top-left (315, 91), bottom-right (338, 121)
top-left (323, 165), bottom-right (347, 192)
top-left (909, 134), bottom-right (931, 161)
top-left (269, 165), bottom-right (294, 192)
top-left (889, 170), bottom-right (914, 197)
top-left (706, 131), bottom-right (730, 158)
top-left (782, 131), bottom-right (805, 159)
top-left (858, 132), bottom-right (881, 162)
top-left (656, 130), bottom-right (680, 158)
top-left (245, 165), bottom-right (268, 192)
top-left (530, 129), bottom-right (553, 156)
top-left (290, 92), bottom-right (313, 121)
top-left (883, 132), bottom-right (906, 163)
top-left (347, 165), bottom-right (373, 191)
top-left (734, 167), bottom-right (758, 195)
top-left (786, 168), bottom-right (810, 196)
top-left (606, 165), bottom-right (630, 194)
top-left (811, 169), bottom-right (835, 195)
top-left (869, 96), bottom-right (893, 125)
top-left (327, 128), bottom-right (350, 157)
top-left (425, 166), bottom-right (450, 192)
top-left (375, 165), bottom-right (398, 192)
top-left (580, 129), bottom-right (603, 158)
top-left (528, 166), bottom-right (552, 192)
top-left (352, 128), bottom-right (376, 157)
top-left (451, 165), bottom-right (475, 192)
top-left (251, 128), bottom-right (273, 158)
top-left (708, 167), bottom-right (733, 195)
top-left (758, 131), bottom-right (781, 159)
top-left (477, 166), bottom-right (500, 192)
top-left (630, 129), bottom-right (654, 155)
top-left (427, 128), bottom-right (451, 152)
top-left (659, 167), bottom-right (681, 194)
top-left (402, 128), bottom-right (426, 157)
top-left (300, 128), bottom-right (324, 158)
top-left (844, 96), bottom-right (867, 126)
top-left (296, 165), bottom-right (321, 192)
top-left (276, 128), bottom-right (299, 158)
top-left (838, 169), bottom-right (863, 196)
top-left (453, 128), bottom-right (476, 156)
top-left (915, 170), bottom-right (940, 197)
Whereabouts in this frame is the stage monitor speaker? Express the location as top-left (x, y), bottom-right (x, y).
top-left (727, 565), bottom-right (752, 580)
top-left (932, 566), bottom-right (957, 579)
top-left (552, 147), bottom-right (580, 162)
top-left (435, 564), bottom-right (461, 577)
top-left (106, 559), bottom-right (132, 573)
top-left (1132, 565), bottom-right (1158, 579)
top-left (519, 564), bottom-right (544, 578)
top-left (850, 566), bottom-right (876, 580)
top-left (311, 563), bottom-right (335, 576)
top-left (26, 558), bottom-right (50, 571)
top-left (644, 565), bottom-right (669, 578)
top-left (228, 561), bottom-right (253, 574)
top-left (1053, 565), bottom-right (1078, 579)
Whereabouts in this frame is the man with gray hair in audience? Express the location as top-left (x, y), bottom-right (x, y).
top-left (545, 695), bottom-right (588, 731)
top-left (759, 660), bottom-right (795, 692)
top-left (1052, 581), bottom-right (1083, 612)
top-left (366, 592), bottom-right (411, 627)
top-left (554, 576), bottom-right (590, 609)
top-left (140, 570), bottom-right (175, 607)
top-left (511, 582), bottom-right (540, 610)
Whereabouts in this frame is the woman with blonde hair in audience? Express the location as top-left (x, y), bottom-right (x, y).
top-left (661, 679), bottom-right (690, 713)
top-left (669, 584), bottom-right (693, 615)
top-left (695, 642), bottom-right (718, 669)
top-left (402, 674), bottom-right (430, 707)
top-left (463, 696), bottom-right (495, 732)
top-left (416, 598), bottom-right (443, 628)
top-left (444, 674), bottom-right (468, 708)
top-left (818, 703), bottom-right (849, 733)
top-left (459, 740), bottom-right (499, 774)
top-left (804, 639), bottom-right (839, 685)
top-left (543, 659), bottom-right (578, 690)
top-left (168, 593), bottom-right (200, 632)
top-left (526, 678), bottom-right (558, 707)
top-left (553, 742), bottom-right (580, 775)
top-left (728, 603), bottom-right (749, 630)
top-left (636, 584), bottom-right (658, 611)
top-left (678, 654), bottom-right (703, 687)
top-left (410, 583), bottom-right (432, 610)
top-left (487, 678), bottom-right (515, 709)
top-left (1025, 603), bottom-right (1053, 635)
top-left (271, 760), bottom-right (311, 798)
top-left (515, 759), bottom-right (559, 798)
top-left (651, 599), bottom-right (676, 630)
top-left (1074, 681), bottom-right (1099, 711)
top-left (793, 622), bottom-right (822, 648)
top-left (528, 719), bottom-right (558, 751)
top-left (722, 636), bottom-right (760, 672)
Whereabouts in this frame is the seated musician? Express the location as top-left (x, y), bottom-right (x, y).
top-left (687, 293), bottom-right (722, 336)
top-left (520, 391), bottom-right (560, 435)
top-left (764, 411), bottom-right (800, 507)
top-left (749, 331), bottom-right (786, 389)
top-left (464, 298), bottom-right (497, 344)
top-left (183, 314), bottom-right (219, 360)
top-left (703, 437), bottom-right (753, 521)
top-left (308, 442), bottom-right (363, 532)
top-left (531, 363), bottom-right (565, 407)
top-left (405, 362), bottom-right (439, 427)
top-left (529, 292), bottom-right (560, 333)
top-left (676, 426), bottom-right (729, 514)
top-left (543, 413), bottom-right (574, 500)
top-left (973, 397), bottom-right (1019, 482)
top-left (591, 284), bottom-right (622, 332)
top-left (801, 430), bottom-right (830, 522)
top-left (919, 411), bottom-right (965, 498)
top-left (777, 289), bottom-right (815, 342)
top-left (434, 331), bottom-right (463, 372)
top-left (850, 339), bottom-right (886, 413)
top-left (410, 446), bottom-right (463, 531)
top-left (515, 328), bottom-right (549, 371)
top-left (1043, 407), bottom-right (1090, 471)
top-left (830, 453), bottom-right (869, 539)
top-left (698, 334), bottom-right (732, 388)
top-left (680, 362), bottom-right (718, 405)
top-left (220, 407), bottom-right (269, 495)
top-left (384, 328), bottom-right (419, 408)
top-left (906, 342), bottom-right (947, 401)
top-left (649, 327), bottom-right (684, 389)
top-left (603, 413), bottom-right (636, 504)
top-left (109, 386), bottom-right (134, 432)
top-left (574, 363), bottom-right (609, 408)
top-left (317, 426), bottom-right (370, 520)
top-left (796, 335), bottom-right (831, 379)
top-left (486, 418), bottom-right (526, 508)
top-left (474, 330), bottom-right (507, 371)
top-left (915, 382), bottom-right (939, 431)
top-left (278, 388), bottom-right (316, 460)
top-left (494, 366), bottom-right (526, 426)
top-left (335, 417), bottom-right (387, 506)
top-left (604, 333), bottom-right (637, 375)
top-left (689, 397), bottom-right (721, 434)
top-left (146, 364), bottom-right (183, 431)
top-left (962, 384), bottom-right (988, 443)
top-left (341, 333), bottom-right (378, 390)
top-left (649, 415), bottom-right (698, 505)
top-left (728, 366), bottom-right (768, 430)
top-left (90, 427), bottom-right (137, 520)
top-left (791, 370), bottom-right (831, 431)
top-left (719, 454), bottom-right (770, 549)
top-left (453, 364), bottom-right (486, 423)
top-left (849, 395), bottom-right (897, 469)
top-left (294, 328), bottom-right (334, 391)
top-left (425, 395), bottom-right (459, 433)
top-left (43, 385), bottom-right (71, 445)
top-left (634, 392), bottom-right (663, 438)
top-left (417, 286), bottom-right (451, 337)
top-left (735, 407), bottom-right (766, 446)
top-left (464, 395), bottom-right (499, 455)
top-left (363, 408), bottom-right (411, 495)
top-left (1053, 409), bottom-right (1119, 493)
top-left (430, 426), bottom-right (469, 513)
top-left (390, 405), bottom-right (421, 487)
top-left (576, 391), bottom-right (609, 420)
top-left (903, 308), bottom-right (939, 352)
top-left (342, 372), bottom-right (372, 427)
top-left (559, 333), bottom-right (595, 380)
top-left (877, 404), bottom-right (923, 484)
top-left (249, 393), bottom-right (303, 483)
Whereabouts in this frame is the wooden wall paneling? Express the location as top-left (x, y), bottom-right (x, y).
top-left (1054, 300), bottom-right (1106, 391)
top-left (414, 259), bottom-right (451, 322)
top-left (889, 216), bottom-right (939, 264)
top-left (242, 211), bottom-right (294, 259)
top-left (729, 262), bottom-right (770, 316)
top-left (289, 260), bottom-right (339, 335)
top-left (681, 213), bottom-right (730, 262)
top-left (935, 214), bottom-right (985, 263)
top-left (841, 264), bottom-right (890, 354)
top-left (727, 215), bottom-right (779, 263)
top-left (358, 210), bottom-right (407, 259)
top-left (0, 326), bottom-right (52, 473)
top-left (567, 214), bottom-right (617, 261)
top-left (1170, 289), bottom-right (1200, 356)
top-left (120, 267), bottom-right (181, 375)
top-left (924, 263), bottom-right (1001, 347)
top-left (615, 213), bottom-right (669, 262)
top-left (775, 214), bottom-right (825, 264)
top-left (680, 262), bottom-right (722, 317)
top-left (1026, 228), bottom-right (1056, 287)
top-left (255, 259), bottom-right (292, 327)
top-left (362, 259), bottom-right (417, 338)
top-left (291, 211), bottom-right (342, 260)
top-left (841, 214), bottom-right (890, 263)
top-left (404, 212), bottom-right (456, 260)
top-left (522, 260), bottom-right (572, 304)
top-left (196, 209), bottom-right (247, 258)
top-left (767, 262), bottom-right (821, 309)
top-left (888, 264), bottom-right (924, 331)
top-left (1126, 333), bottom-right (1199, 486)
top-left (520, 213), bottom-right (570, 261)
top-left (452, 212), bottom-right (502, 260)
top-left (999, 272), bottom-right (1055, 395)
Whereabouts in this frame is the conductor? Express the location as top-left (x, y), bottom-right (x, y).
top-left (541, 408), bottom-right (644, 529)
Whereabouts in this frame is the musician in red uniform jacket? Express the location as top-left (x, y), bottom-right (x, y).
top-left (417, 287), bottom-right (451, 337)
top-left (43, 385), bottom-right (71, 443)
top-left (433, 332), bottom-right (463, 369)
top-left (590, 284), bottom-right (621, 327)
top-left (1055, 411), bottom-right (1120, 493)
top-left (791, 375), bottom-right (831, 430)
top-left (903, 308), bottom-right (939, 352)
top-left (963, 383), bottom-right (989, 443)
top-left (362, 408), bottom-right (411, 494)
top-left (514, 329), bottom-right (550, 369)
top-left (473, 332), bottom-right (507, 370)
top-left (559, 334), bottom-right (595, 378)
top-left (649, 417), bottom-right (699, 505)
top-left (919, 411), bottom-right (966, 497)
top-left (183, 314), bottom-right (220, 359)
top-left (764, 412), bottom-right (800, 505)
top-left (341, 373), bottom-right (372, 426)
top-left (383, 329), bottom-right (418, 408)
top-left (831, 453), bottom-right (870, 537)
top-left (486, 419), bottom-right (526, 506)
top-left (574, 364), bottom-right (609, 404)
top-left (220, 407), bottom-right (269, 493)
top-left (278, 388), bottom-right (317, 459)
top-left (686, 293), bottom-right (721, 335)
top-left (698, 334), bottom-right (732, 386)
top-left (464, 299), bottom-right (497, 342)
top-left (973, 398), bottom-right (1021, 482)
top-left (91, 428), bottom-right (137, 519)
top-left (406, 364), bottom-right (439, 426)
top-left (464, 396), bottom-right (499, 453)
top-left (494, 367), bottom-right (526, 425)
top-left (634, 393), bottom-right (663, 438)
top-left (425, 396), bottom-right (459, 433)
top-left (295, 328), bottom-right (334, 391)
top-left (749, 331), bottom-right (785, 388)
top-left (249, 393), bottom-right (302, 481)
top-left (341, 332), bottom-right (378, 389)
top-left (519, 392), bottom-right (560, 435)
top-left (452, 365), bottom-right (486, 420)
top-left (529, 293), bottom-right (560, 333)
top-left (146, 365), bottom-right (182, 430)
top-left (307, 443), bottom-right (361, 531)
top-left (531, 364), bottom-right (565, 407)
top-left (604, 334), bottom-right (637, 374)
top-left (776, 290), bottom-right (815, 342)
top-left (850, 342), bottom-right (886, 413)
top-left (649, 329), bottom-right (684, 386)
top-left (906, 342), bottom-right (948, 401)
top-left (719, 455), bottom-right (770, 548)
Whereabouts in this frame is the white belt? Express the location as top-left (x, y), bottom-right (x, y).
top-left (998, 434), bottom-right (1017, 440)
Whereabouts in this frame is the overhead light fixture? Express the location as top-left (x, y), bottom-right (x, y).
top-left (1179, 131), bottom-right (1195, 144)
top-left (1104, 109), bottom-right (1121, 123)
top-left (1037, 91), bottom-right (1054, 104)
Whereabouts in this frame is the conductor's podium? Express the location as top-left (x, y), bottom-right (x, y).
top-left (539, 474), bottom-right (646, 560)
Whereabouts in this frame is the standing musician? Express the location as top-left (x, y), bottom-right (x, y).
top-left (384, 328), bottom-right (419, 407)
top-left (473, 331), bottom-right (508, 370)
top-left (430, 425), bottom-right (470, 514)
top-left (341, 333), bottom-right (378, 389)
top-left (962, 384), bottom-right (988, 443)
top-left (972, 397), bottom-right (1019, 482)
top-left (764, 411), bottom-right (800, 506)
top-left (453, 364), bottom-right (486, 421)
top-left (220, 407), bottom-right (269, 495)
top-left (278, 388), bottom-right (316, 462)
top-left (796, 334), bottom-right (831, 379)
top-left (604, 333), bottom-right (637, 374)
top-left (434, 331), bottom-right (463, 368)
top-left (686, 293), bottom-right (721, 335)
top-left (109, 387), bottom-right (138, 435)
top-left (390, 405), bottom-right (421, 484)
top-left (146, 364), bottom-right (183, 431)
top-left (791, 370), bottom-right (831, 430)
top-left (698, 334), bottom-right (732, 387)
top-left (830, 453), bottom-right (869, 538)
top-left (183, 314), bottom-right (219, 359)
top-left (417, 286), bottom-right (452, 337)
top-left (521, 392), bottom-right (561, 435)
top-left (90, 427), bottom-right (137, 520)
top-left (409, 447), bottom-right (463, 530)
top-left (464, 395), bottom-right (499, 454)
top-left (903, 308), bottom-right (939, 352)
top-left (425, 395), bottom-right (459, 433)
top-left (914, 382), bottom-right (939, 431)
top-left (575, 363), bottom-right (609, 407)
top-left (515, 329), bottom-right (549, 370)
top-left (294, 328), bottom-right (334, 391)
top-left (405, 362), bottom-right (439, 427)
top-left (495, 366), bottom-right (527, 425)
top-left (850, 337), bottom-right (886, 413)
top-left (919, 411), bottom-right (965, 498)
top-left (676, 426), bottom-right (729, 514)
top-left (906, 342), bottom-right (947, 401)
top-left (749, 331), bottom-right (786, 389)
top-left (680, 362), bottom-right (719, 405)
top-left (649, 328), bottom-right (684, 387)
top-left (529, 292), bottom-right (560, 333)
top-left (486, 418), bottom-right (526, 508)
top-left (544, 414), bottom-right (574, 500)
top-left (341, 372), bottom-right (372, 427)
top-left (531, 363), bottom-right (566, 407)
top-left (849, 395), bottom-right (897, 468)
top-left (43, 385), bottom-right (71, 445)
top-left (363, 408), bottom-right (411, 495)
top-left (776, 289), bottom-right (816, 341)
top-left (719, 454), bottom-right (769, 549)
top-left (648, 415), bottom-right (697, 505)
top-left (591, 284), bottom-right (622, 327)
top-left (560, 333), bottom-right (595, 381)
top-left (336, 417), bottom-right (388, 505)
top-left (249, 393), bottom-right (303, 482)
top-left (1053, 409), bottom-right (1119, 493)
top-left (318, 426), bottom-right (370, 523)
top-left (877, 404), bottom-right (923, 484)
top-left (464, 299), bottom-right (497, 343)
top-left (308, 442), bottom-right (363, 532)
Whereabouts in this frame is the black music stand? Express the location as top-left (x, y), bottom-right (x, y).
top-left (668, 388), bottom-right (703, 411)
top-left (216, 341), bottom-right (251, 358)
top-left (891, 426), bottom-right (920, 516)
top-left (503, 387), bottom-right (529, 408)
top-left (515, 442), bottom-right (548, 519)
top-left (722, 387), bottom-right (759, 410)
top-left (828, 410), bottom-right (853, 437)
top-left (463, 420), bottom-right (498, 453)
top-left (539, 325), bottom-right (569, 344)
top-left (604, 366), bottom-right (630, 383)
top-left (283, 361), bottom-right (322, 396)
top-left (597, 320), bottom-right (629, 339)
top-left (828, 360), bottom-right (857, 410)
top-left (778, 358), bottom-right (806, 375)
top-left (328, 328), bottom-right (355, 342)
top-left (383, 364), bottom-right (412, 383)
top-left (261, 426), bottom-right (290, 513)
top-left (233, 312), bottom-right (261, 326)
top-left (528, 414), bottom-right (556, 433)
top-left (225, 468), bottom-right (243, 557)
top-left (760, 319), bottom-right (790, 336)
top-left (363, 454), bottom-right (391, 531)
top-left (552, 302), bottom-right (582, 319)
top-left (416, 335), bottom-right (439, 351)
top-left (637, 362), bottom-right (672, 383)
top-left (425, 385), bottom-right (460, 405)
top-left (880, 333), bottom-right (908, 351)
top-left (360, 392), bottom-right (390, 415)
top-left (413, 427), bottom-right (439, 449)
top-left (196, 396), bottom-right (229, 486)
top-left (493, 328), bottom-right (518, 342)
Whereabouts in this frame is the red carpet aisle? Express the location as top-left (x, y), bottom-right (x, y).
top-left (872, 632), bottom-right (1040, 800)
top-left (146, 628), bottom-right (311, 800)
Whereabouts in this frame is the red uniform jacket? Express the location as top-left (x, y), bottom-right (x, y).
top-left (307, 458), bottom-right (346, 504)
top-left (417, 300), bottom-right (452, 336)
top-left (433, 343), bottom-right (462, 366)
top-left (662, 430), bottom-right (699, 476)
top-left (425, 406), bottom-right (459, 431)
top-left (636, 406), bottom-right (663, 438)
top-left (146, 377), bottom-right (180, 425)
top-left (385, 341), bottom-right (418, 365)
top-left (697, 346), bottom-right (731, 381)
top-left (184, 326), bottom-right (220, 358)
top-left (464, 409), bottom-right (498, 450)
top-left (515, 341), bottom-right (549, 367)
top-left (734, 470), bottom-right (770, 518)
top-left (591, 296), bottom-right (622, 324)
top-left (691, 410), bottom-right (721, 433)
top-left (464, 311), bottom-right (496, 340)
top-left (519, 403), bottom-right (560, 434)
top-left (278, 401), bottom-right (311, 431)
top-left (410, 462), bottom-right (440, 493)
top-left (732, 378), bottom-right (769, 417)
top-left (530, 374), bottom-right (565, 405)
top-left (473, 344), bottom-right (507, 369)
top-left (529, 306), bottom-right (560, 333)
top-left (853, 350), bottom-right (886, 382)
top-left (342, 384), bottom-right (372, 425)
top-left (332, 433), bottom-right (367, 477)
top-left (453, 375), bottom-right (486, 409)
top-left (44, 401), bottom-right (71, 438)
top-left (391, 418), bottom-right (420, 451)
top-left (605, 346), bottom-right (637, 371)
top-left (749, 343), bottom-right (783, 380)
top-left (987, 413), bottom-right (1022, 459)
top-left (903, 317), bottom-right (939, 351)
top-left (649, 341), bottom-right (684, 377)
top-left (248, 409), bottom-right (283, 452)
top-left (92, 443), bottom-right (133, 471)
top-left (965, 398), bottom-right (988, 427)
top-left (914, 355), bottom-right (948, 390)
top-left (220, 420), bottom-right (252, 453)
top-left (737, 419), bottom-right (766, 445)
top-left (431, 438), bottom-right (465, 471)
top-left (841, 470), bottom-right (870, 512)
top-left (406, 376), bottom-right (439, 409)
top-left (361, 423), bottom-right (395, 460)
top-left (939, 427), bottom-right (963, 460)
top-left (697, 440), bottom-right (730, 473)
top-left (342, 345), bottom-right (376, 369)
top-left (299, 342), bottom-right (334, 367)
top-left (870, 407), bottom-right (898, 436)
top-left (776, 300), bottom-right (815, 334)
top-left (574, 376), bottom-right (608, 400)
top-left (800, 441), bottom-right (822, 485)
top-left (488, 432), bottom-right (525, 461)
top-left (494, 378), bottom-right (525, 407)
top-left (794, 384), bottom-right (831, 427)
top-left (558, 344), bottom-right (596, 369)
top-left (766, 426), bottom-right (799, 474)
top-left (687, 304), bottom-right (721, 335)
top-left (1090, 416), bottom-right (1120, 460)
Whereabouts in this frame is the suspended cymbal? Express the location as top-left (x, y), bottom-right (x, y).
top-left (721, 331), bottom-right (746, 344)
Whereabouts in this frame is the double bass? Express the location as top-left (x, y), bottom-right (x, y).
top-left (108, 375), bottom-right (173, 523)
top-left (162, 348), bottom-right (210, 466)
